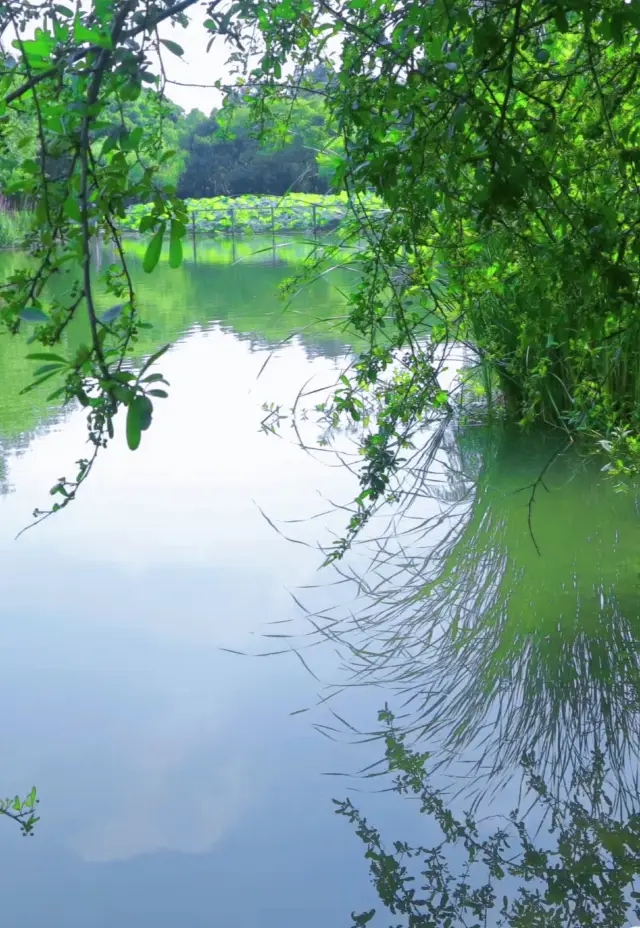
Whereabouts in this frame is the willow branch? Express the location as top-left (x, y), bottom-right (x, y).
top-left (6, 0), bottom-right (203, 106)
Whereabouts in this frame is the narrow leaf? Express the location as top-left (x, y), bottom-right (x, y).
top-left (27, 352), bottom-right (67, 363)
top-left (47, 386), bottom-right (68, 402)
top-left (126, 398), bottom-right (142, 450)
top-left (19, 369), bottom-right (60, 394)
top-left (34, 363), bottom-right (64, 376)
top-left (143, 223), bottom-right (165, 273)
top-left (160, 39), bottom-right (184, 57)
top-left (139, 343), bottom-right (170, 377)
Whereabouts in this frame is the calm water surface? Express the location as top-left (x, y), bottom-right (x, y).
top-left (0, 239), bottom-right (389, 927)
top-left (0, 238), bottom-right (637, 925)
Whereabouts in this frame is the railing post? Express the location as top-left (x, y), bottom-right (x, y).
top-left (191, 211), bottom-right (197, 262)
top-left (271, 205), bottom-right (276, 264)
top-left (312, 203), bottom-right (317, 237)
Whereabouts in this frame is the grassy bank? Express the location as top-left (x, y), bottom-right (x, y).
top-left (0, 210), bottom-right (31, 247)
top-left (122, 193), bottom-right (385, 236)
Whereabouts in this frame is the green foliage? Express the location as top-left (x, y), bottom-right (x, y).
top-left (223, 0), bottom-right (640, 547)
top-left (0, 0), bottom-right (204, 529)
top-left (2, 0), bottom-right (639, 539)
top-left (177, 92), bottom-right (334, 198)
top-left (0, 786), bottom-right (39, 836)
top-left (337, 709), bottom-right (640, 928)
top-left (0, 209), bottom-right (31, 246)
top-left (122, 192), bottom-right (383, 236)
top-left (597, 426), bottom-right (640, 485)
top-left (320, 428), bottom-right (640, 803)
top-left (99, 89), bottom-right (189, 190)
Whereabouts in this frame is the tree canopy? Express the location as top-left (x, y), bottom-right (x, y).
top-left (176, 92), bottom-right (332, 197)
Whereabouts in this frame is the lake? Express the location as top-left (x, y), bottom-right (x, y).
top-left (0, 237), bottom-right (637, 925)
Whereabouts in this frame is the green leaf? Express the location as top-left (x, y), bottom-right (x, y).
top-left (126, 396), bottom-right (143, 450)
top-left (73, 20), bottom-right (112, 48)
top-left (19, 369), bottom-right (60, 394)
top-left (63, 195), bottom-right (82, 222)
top-left (610, 11), bottom-right (626, 45)
top-left (139, 343), bottom-right (170, 378)
top-left (27, 352), bottom-right (67, 363)
top-left (142, 223), bottom-right (165, 273)
top-left (160, 39), bottom-right (184, 57)
top-left (54, 5), bottom-right (73, 15)
top-left (141, 373), bottom-right (169, 384)
top-left (101, 304), bottom-right (124, 324)
top-left (139, 214), bottom-right (156, 233)
top-left (120, 79), bottom-right (141, 102)
top-left (34, 363), bottom-right (64, 376)
top-left (138, 395), bottom-right (153, 430)
top-left (126, 394), bottom-right (155, 449)
top-left (169, 220), bottom-right (183, 269)
top-left (120, 126), bottom-right (143, 151)
top-left (101, 133), bottom-right (118, 155)
top-left (148, 389), bottom-right (168, 398)
top-left (20, 307), bottom-right (50, 323)
top-left (112, 385), bottom-right (132, 405)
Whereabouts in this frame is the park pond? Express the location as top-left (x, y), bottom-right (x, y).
top-left (0, 237), bottom-right (637, 925)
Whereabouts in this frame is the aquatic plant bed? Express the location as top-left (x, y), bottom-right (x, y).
top-left (122, 193), bottom-right (385, 236)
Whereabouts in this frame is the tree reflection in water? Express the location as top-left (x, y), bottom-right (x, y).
top-left (313, 425), bottom-right (640, 807)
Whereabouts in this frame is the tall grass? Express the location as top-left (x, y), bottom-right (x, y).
top-left (0, 209), bottom-right (31, 248)
top-left (455, 231), bottom-right (640, 436)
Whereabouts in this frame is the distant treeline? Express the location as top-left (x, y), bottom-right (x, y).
top-left (173, 92), bottom-right (332, 199)
top-left (0, 63), bottom-right (335, 205)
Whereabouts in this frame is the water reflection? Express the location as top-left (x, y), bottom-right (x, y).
top-left (0, 238), bottom-right (356, 485)
top-left (316, 425), bottom-right (640, 805)
top-left (0, 240), bottom-right (405, 928)
top-left (1, 232), bottom-right (638, 923)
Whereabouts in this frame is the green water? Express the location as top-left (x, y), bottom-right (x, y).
top-left (0, 239), bottom-right (637, 924)
top-left (0, 238), bottom-right (354, 439)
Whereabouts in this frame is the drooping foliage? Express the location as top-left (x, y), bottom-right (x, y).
top-left (1, 0), bottom-right (640, 543)
top-left (221, 0), bottom-right (640, 548)
top-left (337, 709), bottom-right (640, 928)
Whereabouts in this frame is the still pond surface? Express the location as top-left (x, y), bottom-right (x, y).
top-left (0, 237), bottom-right (637, 926)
